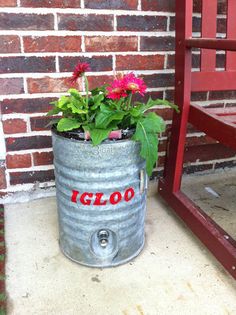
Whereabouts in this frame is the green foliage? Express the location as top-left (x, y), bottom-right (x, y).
top-left (132, 113), bottom-right (165, 176)
top-left (47, 84), bottom-right (177, 176)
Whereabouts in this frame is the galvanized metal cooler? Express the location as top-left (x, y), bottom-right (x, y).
top-left (52, 131), bottom-right (148, 267)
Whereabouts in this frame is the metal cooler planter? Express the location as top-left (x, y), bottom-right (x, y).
top-left (52, 130), bottom-right (148, 268)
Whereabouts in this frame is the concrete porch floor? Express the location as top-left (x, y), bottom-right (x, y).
top-left (5, 169), bottom-right (236, 315)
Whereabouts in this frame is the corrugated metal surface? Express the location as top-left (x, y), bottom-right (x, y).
top-left (52, 131), bottom-right (147, 267)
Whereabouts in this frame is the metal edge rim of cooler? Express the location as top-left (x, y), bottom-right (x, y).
top-left (59, 238), bottom-right (145, 268)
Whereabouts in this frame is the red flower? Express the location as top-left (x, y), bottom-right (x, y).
top-left (123, 73), bottom-right (147, 96)
top-left (70, 62), bottom-right (91, 84)
top-left (107, 78), bottom-right (128, 100)
top-left (107, 73), bottom-right (147, 100)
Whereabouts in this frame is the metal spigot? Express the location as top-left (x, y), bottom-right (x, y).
top-left (98, 230), bottom-right (109, 248)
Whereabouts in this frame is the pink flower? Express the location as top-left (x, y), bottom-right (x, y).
top-left (123, 73), bottom-right (147, 96)
top-left (70, 62), bottom-right (91, 84)
top-left (107, 79), bottom-right (128, 100)
top-left (107, 73), bottom-right (147, 100)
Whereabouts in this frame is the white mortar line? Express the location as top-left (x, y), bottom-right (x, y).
top-left (138, 0), bottom-right (142, 10)
top-left (5, 171), bottom-right (10, 189)
top-left (137, 35), bottom-right (140, 52)
top-left (55, 55), bottom-right (60, 72)
top-left (167, 16), bottom-right (171, 32)
top-left (23, 77), bottom-right (28, 94)
top-left (81, 36), bottom-right (85, 53)
top-left (8, 165), bottom-right (54, 172)
top-left (0, 69), bottom-right (175, 80)
top-left (0, 51), bottom-right (174, 58)
top-left (0, 122), bottom-right (6, 160)
top-left (2, 114), bottom-right (31, 121)
top-left (4, 131), bottom-right (51, 137)
top-left (113, 14), bottom-right (117, 31)
top-left (16, 0), bottom-right (20, 6)
top-left (80, 0), bottom-right (84, 9)
top-left (164, 55), bottom-right (168, 69)
top-left (0, 30), bottom-right (175, 36)
top-left (53, 12), bottom-right (58, 31)
top-left (26, 117), bottom-right (31, 133)
top-left (7, 148), bottom-right (53, 155)
top-left (112, 54), bottom-right (116, 74)
top-left (0, 7), bottom-right (175, 15)
top-left (19, 36), bottom-right (24, 53)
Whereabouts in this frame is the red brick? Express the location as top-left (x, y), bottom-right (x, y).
top-left (184, 164), bottom-right (214, 174)
top-left (24, 36), bottom-right (82, 53)
top-left (2, 119), bottom-right (27, 134)
top-left (117, 15), bottom-right (167, 32)
top-left (85, 36), bottom-right (138, 52)
top-left (0, 78), bottom-right (24, 95)
top-left (87, 75), bottom-right (113, 90)
top-left (215, 160), bottom-right (236, 169)
top-left (30, 116), bottom-right (53, 131)
top-left (33, 151), bottom-right (53, 166)
top-left (85, 0), bottom-right (138, 9)
top-left (142, 0), bottom-right (175, 11)
top-left (193, 0), bottom-right (201, 13)
top-left (1, 98), bottom-right (55, 114)
top-left (27, 77), bottom-right (82, 94)
top-left (217, 18), bottom-right (227, 34)
top-left (157, 155), bottom-right (166, 168)
top-left (21, 0), bottom-right (80, 7)
top-left (209, 90), bottom-right (236, 101)
top-left (185, 136), bottom-right (218, 147)
top-left (167, 53), bottom-right (201, 69)
top-left (151, 108), bottom-right (173, 121)
top-left (133, 91), bottom-right (164, 103)
top-left (140, 36), bottom-right (175, 51)
top-left (143, 73), bottom-right (175, 88)
top-left (218, 0), bottom-right (227, 14)
top-left (0, 57), bottom-right (55, 74)
top-left (10, 169), bottom-right (55, 185)
top-left (0, 0), bottom-right (16, 6)
top-left (58, 14), bottom-right (113, 31)
top-left (6, 154), bottom-right (31, 169)
top-left (0, 163), bottom-right (6, 190)
top-left (59, 56), bottom-right (112, 72)
top-left (116, 54), bottom-right (164, 70)
top-left (6, 136), bottom-right (52, 151)
top-left (0, 13), bottom-right (54, 30)
top-left (0, 35), bottom-right (20, 53)
top-left (170, 16), bottom-right (201, 33)
top-left (184, 143), bottom-right (236, 163)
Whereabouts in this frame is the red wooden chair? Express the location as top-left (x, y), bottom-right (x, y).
top-left (158, 0), bottom-right (236, 279)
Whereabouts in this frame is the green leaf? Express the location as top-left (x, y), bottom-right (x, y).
top-left (95, 105), bottom-right (126, 129)
top-left (57, 96), bottom-right (70, 109)
top-left (68, 88), bottom-right (82, 99)
top-left (142, 112), bottom-right (166, 133)
top-left (132, 121), bottom-right (159, 176)
top-left (91, 85), bottom-right (108, 96)
top-left (46, 107), bottom-right (62, 116)
top-left (45, 118), bottom-right (60, 128)
top-left (57, 118), bottom-right (81, 132)
top-left (130, 107), bottom-right (142, 117)
top-left (131, 113), bottom-right (165, 176)
top-left (142, 97), bottom-right (179, 113)
top-left (67, 102), bottom-right (88, 114)
top-left (90, 94), bottom-right (105, 110)
top-left (89, 128), bottom-right (111, 146)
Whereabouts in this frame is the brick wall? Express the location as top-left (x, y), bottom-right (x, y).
top-left (0, 0), bottom-right (236, 199)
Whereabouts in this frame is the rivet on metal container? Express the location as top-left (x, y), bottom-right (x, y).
top-left (52, 131), bottom-right (148, 268)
